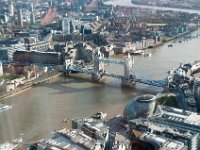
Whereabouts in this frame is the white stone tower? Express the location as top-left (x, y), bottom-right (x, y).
top-left (92, 48), bottom-right (104, 82)
top-left (121, 53), bottom-right (135, 87)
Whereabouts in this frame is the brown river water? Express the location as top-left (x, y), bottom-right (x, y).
top-left (1, 28), bottom-right (200, 144)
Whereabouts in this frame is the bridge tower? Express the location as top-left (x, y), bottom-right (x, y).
top-left (121, 53), bottom-right (135, 87)
top-left (92, 49), bottom-right (105, 82)
top-left (64, 58), bottom-right (73, 75)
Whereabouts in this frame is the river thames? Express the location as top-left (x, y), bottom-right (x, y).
top-left (1, 0), bottom-right (200, 144)
top-left (104, 0), bottom-right (200, 14)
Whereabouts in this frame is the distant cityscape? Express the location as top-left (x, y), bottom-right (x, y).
top-left (0, 0), bottom-right (200, 149)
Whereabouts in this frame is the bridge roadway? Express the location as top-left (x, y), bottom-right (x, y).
top-left (67, 64), bottom-right (166, 88)
top-left (98, 58), bottom-right (125, 65)
top-left (103, 71), bottom-right (165, 87)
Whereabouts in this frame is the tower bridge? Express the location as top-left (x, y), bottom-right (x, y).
top-left (64, 49), bottom-right (166, 88)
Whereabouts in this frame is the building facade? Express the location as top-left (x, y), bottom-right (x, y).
top-left (62, 18), bottom-right (70, 34)
top-left (0, 62), bottom-right (3, 77)
top-left (13, 50), bottom-right (63, 65)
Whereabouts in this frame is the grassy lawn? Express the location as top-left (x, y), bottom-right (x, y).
top-left (1, 75), bottom-right (21, 80)
top-left (162, 36), bottom-right (174, 42)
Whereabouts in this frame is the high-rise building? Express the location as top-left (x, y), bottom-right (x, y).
top-left (62, 18), bottom-right (70, 34)
top-left (4, 12), bottom-right (8, 23)
top-left (30, 3), bottom-right (35, 24)
top-left (30, 3), bottom-right (34, 12)
top-left (18, 8), bottom-right (23, 27)
top-left (30, 14), bottom-right (35, 24)
top-left (0, 62), bottom-right (3, 77)
top-left (9, 1), bottom-right (14, 16)
top-left (48, 0), bottom-right (53, 7)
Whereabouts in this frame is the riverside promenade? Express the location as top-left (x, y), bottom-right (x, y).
top-left (0, 70), bottom-right (62, 101)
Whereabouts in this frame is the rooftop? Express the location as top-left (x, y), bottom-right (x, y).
top-left (160, 106), bottom-right (200, 127)
top-left (130, 118), bottom-right (198, 140)
top-left (37, 128), bottom-right (104, 150)
top-left (72, 117), bottom-right (109, 132)
top-left (140, 132), bottom-right (186, 150)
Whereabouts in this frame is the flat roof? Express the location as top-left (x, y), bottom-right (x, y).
top-left (185, 114), bottom-right (200, 126)
top-left (140, 132), bottom-right (186, 150)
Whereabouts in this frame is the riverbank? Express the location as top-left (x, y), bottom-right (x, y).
top-left (131, 0), bottom-right (200, 12)
top-left (0, 85), bottom-right (32, 101)
top-left (144, 27), bottom-right (199, 51)
top-left (162, 27), bottom-right (199, 43)
top-left (104, 0), bottom-right (200, 14)
top-left (124, 27), bottom-right (198, 54)
top-left (0, 71), bottom-right (63, 102)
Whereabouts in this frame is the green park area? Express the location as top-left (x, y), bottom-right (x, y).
top-left (1, 75), bottom-right (21, 81)
top-left (162, 36), bottom-right (174, 42)
top-left (157, 93), bottom-right (179, 108)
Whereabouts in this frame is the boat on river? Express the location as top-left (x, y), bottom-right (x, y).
top-left (0, 104), bottom-right (12, 112)
top-left (128, 50), bottom-right (144, 55)
top-left (144, 53), bottom-right (152, 57)
top-left (168, 44), bottom-right (173, 47)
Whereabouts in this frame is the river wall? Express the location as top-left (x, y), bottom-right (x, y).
top-left (0, 70), bottom-right (62, 101)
